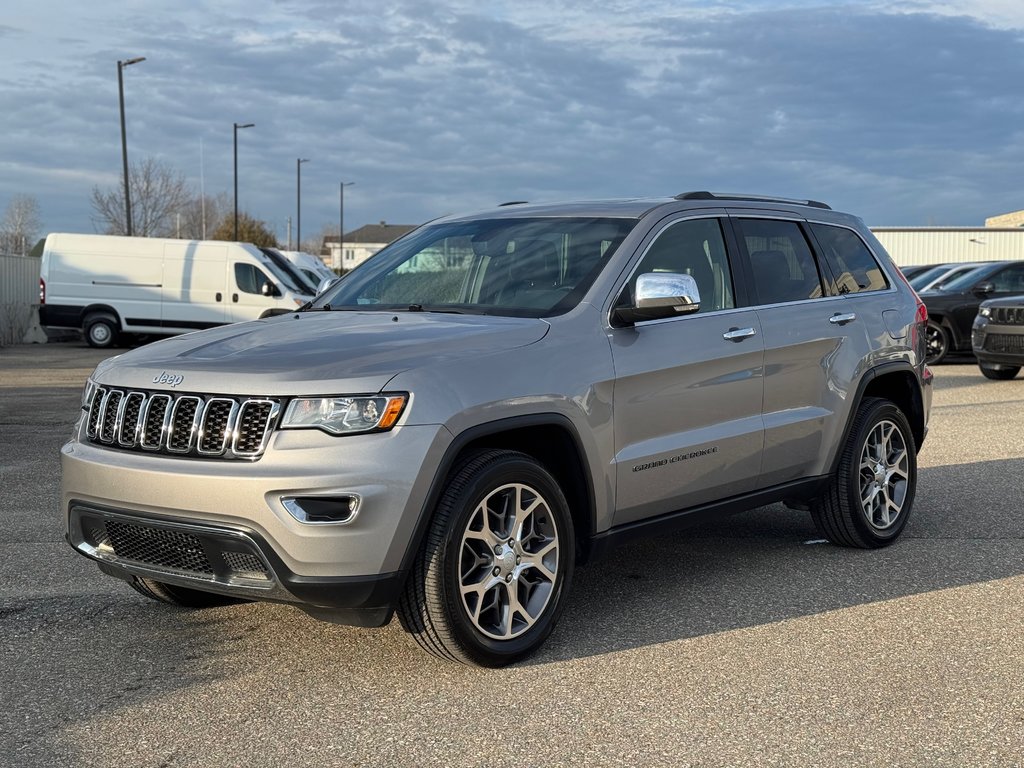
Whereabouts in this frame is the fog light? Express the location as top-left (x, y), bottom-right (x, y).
top-left (281, 495), bottom-right (360, 525)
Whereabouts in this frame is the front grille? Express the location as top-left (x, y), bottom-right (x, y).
top-left (991, 306), bottom-right (1024, 325)
top-left (86, 386), bottom-right (280, 460)
top-left (105, 520), bottom-right (215, 574)
top-left (983, 333), bottom-right (1024, 353)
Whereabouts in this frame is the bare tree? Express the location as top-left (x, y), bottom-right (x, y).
top-left (176, 192), bottom-right (231, 240)
top-left (90, 157), bottom-right (191, 237)
top-left (0, 194), bottom-right (42, 255)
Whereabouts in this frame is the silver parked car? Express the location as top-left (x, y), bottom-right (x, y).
top-left (63, 192), bottom-right (932, 666)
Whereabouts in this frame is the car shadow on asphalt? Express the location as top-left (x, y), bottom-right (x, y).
top-left (527, 458), bottom-right (1024, 665)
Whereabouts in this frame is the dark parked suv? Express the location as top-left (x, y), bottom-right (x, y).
top-left (972, 296), bottom-right (1024, 379)
top-left (62, 192), bottom-right (931, 666)
top-left (920, 260), bottom-right (1024, 363)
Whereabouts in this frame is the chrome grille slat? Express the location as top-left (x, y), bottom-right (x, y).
top-left (84, 387), bottom-right (279, 460)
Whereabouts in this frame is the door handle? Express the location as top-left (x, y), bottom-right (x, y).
top-left (723, 327), bottom-right (757, 342)
top-left (215, 292), bottom-right (222, 302)
top-left (232, 293), bottom-right (239, 303)
top-left (829, 312), bottom-right (856, 325)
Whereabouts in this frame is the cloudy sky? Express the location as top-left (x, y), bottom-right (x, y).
top-left (2, 0), bottom-right (1024, 243)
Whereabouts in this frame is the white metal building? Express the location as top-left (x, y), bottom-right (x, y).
top-left (871, 227), bottom-right (1024, 267)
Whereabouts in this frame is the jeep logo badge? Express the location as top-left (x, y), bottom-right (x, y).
top-left (152, 371), bottom-right (185, 388)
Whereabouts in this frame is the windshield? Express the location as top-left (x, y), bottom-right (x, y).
top-left (935, 264), bottom-right (990, 292)
top-left (908, 265), bottom-right (950, 290)
top-left (310, 217), bottom-right (637, 317)
top-left (258, 250), bottom-right (315, 295)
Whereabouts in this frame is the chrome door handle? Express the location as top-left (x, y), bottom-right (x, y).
top-left (829, 312), bottom-right (856, 325)
top-left (723, 327), bottom-right (757, 342)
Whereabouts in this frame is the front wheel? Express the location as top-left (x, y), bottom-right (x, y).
top-left (925, 320), bottom-right (949, 364)
top-left (398, 450), bottom-right (575, 666)
top-left (979, 363), bottom-right (1020, 380)
top-left (84, 314), bottom-right (118, 348)
top-left (129, 576), bottom-right (248, 608)
top-left (811, 397), bottom-right (917, 548)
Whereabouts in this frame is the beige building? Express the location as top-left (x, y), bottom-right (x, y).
top-left (985, 209), bottom-right (1024, 228)
top-left (323, 222), bottom-right (417, 271)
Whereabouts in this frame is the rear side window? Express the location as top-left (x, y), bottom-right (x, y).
top-left (810, 224), bottom-right (889, 294)
top-left (736, 219), bottom-right (823, 304)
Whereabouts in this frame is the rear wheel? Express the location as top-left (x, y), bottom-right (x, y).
top-left (84, 314), bottom-right (118, 348)
top-left (398, 450), bottom-right (575, 667)
top-left (979, 363), bottom-right (1020, 380)
top-left (811, 397), bottom-right (917, 548)
top-left (129, 576), bottom-right (247, 608)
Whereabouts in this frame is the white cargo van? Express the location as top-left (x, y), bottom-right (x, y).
top-left (276, 249), bottom-right (336, 285)
top-left (39, 233), bottom-right (314, 347)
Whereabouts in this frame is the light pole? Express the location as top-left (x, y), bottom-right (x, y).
top-left (296, 158), bottom-right (309, 251)
top-left (117, 56), bottom-right (145, 236)
top-left (339, 181), bottom-right (355, 270)
top-left (233, 122), bottom-right (254, 240)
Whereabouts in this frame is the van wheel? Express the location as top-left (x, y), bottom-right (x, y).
top-left (128, 576), bottom-right (247, 608)
top-left (397, 450), bottom-right (575, 667)
top-left (84, 314), bottom-right (118, 348)
top-left (811, 397), bottom-right (916, 548)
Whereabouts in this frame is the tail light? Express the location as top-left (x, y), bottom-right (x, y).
top-left (39, 278), bottom-right (46, 305)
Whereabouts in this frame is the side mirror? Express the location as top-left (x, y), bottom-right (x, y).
top-left (317, 276), bottom-right (341, 295)
top-left (261, 281), bottom-right (280, 297)
top-left (612, 273), bottom-right (701, 326)
top-left (973, 281), bottom-right (995, 296)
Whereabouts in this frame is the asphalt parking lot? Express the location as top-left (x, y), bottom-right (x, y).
top-left (1, 343), bottom-right (1021, 767)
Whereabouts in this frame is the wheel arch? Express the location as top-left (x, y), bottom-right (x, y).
top-left (399, 415), bottom-right (598, 581)
top-left (832, 363), bottom-right (927, 476)
top-left (82, 304), bottom-right (123, 330)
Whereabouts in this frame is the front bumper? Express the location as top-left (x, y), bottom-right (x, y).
top-left (62, 422), bottom-right (453, 624)
top-left (972, 316), bottom-right (1024, 366)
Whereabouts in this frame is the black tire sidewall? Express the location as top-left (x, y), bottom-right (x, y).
top-left (843, 401), bottom-right (917, 546)
top-left (438, 455), bottom-right (575, 665)
top-left (926, 321), bottom-right (948, 364)
top-left (85, 317), bottom-right (117, 348)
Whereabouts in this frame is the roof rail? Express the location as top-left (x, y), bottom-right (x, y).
top-left (674, 191), bottom-right (832, 210)
top-left (498, 200), bottom-right (529, 207)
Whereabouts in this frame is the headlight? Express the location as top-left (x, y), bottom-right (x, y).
top-left (979, 306), bottom-right (992, 318)
top-left (281, 394), bottom-right (407, 435)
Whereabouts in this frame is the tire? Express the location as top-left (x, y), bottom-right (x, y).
top-left (925, 320), bottom-right (949, 365)
top-left (397, 450), bottom-right (575, 667)
top-left (979, 363), bottom-right (1020, 380)
top-left (84, 314), bottom-right (119, 348)
top-left (811, 397), bottom-right (917, 548)
top-left (128, 576), bottom-right (247, 608)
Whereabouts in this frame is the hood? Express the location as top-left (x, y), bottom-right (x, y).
top-left (93, 311), bottom-right (550, 395)
top-left (980, 295), bottom-right (1024, 309)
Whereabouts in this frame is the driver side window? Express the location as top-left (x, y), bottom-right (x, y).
top-left (628, 218), bottom-right (735, 313)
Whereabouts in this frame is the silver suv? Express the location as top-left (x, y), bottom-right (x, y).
top-left (63, 192), bottom-right (932, 666)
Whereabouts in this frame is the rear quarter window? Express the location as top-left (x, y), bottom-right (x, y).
top-left (810, 223), bottom-right (889, 294)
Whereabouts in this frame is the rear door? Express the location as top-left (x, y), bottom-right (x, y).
top-left (609, 213), bottom-right (765, 525)
top-left (729, 212), bottom-right (873, 487)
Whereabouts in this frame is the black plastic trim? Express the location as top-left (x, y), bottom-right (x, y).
top-left (589, 476), bottom-right (828, 559)
top-left (397, 413), bottom-right (598, 576)
top-left (68, 501), bottom-right (403, 627)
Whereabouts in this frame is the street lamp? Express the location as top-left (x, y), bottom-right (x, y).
top-left (233, 122), bottom-right (254, 240)
top-left (339, 181), bottom-right (355, 270)
top-left (117, 56), bottom-right (146, 236)
top-left (296, 158), bottom-right (309, 251)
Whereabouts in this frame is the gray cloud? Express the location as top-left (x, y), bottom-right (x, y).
top-left (0, 1), bottom-right (1022, 238)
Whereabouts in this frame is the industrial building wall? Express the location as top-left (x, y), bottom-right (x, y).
top-left (871, 228), bottom-right (1024, 266)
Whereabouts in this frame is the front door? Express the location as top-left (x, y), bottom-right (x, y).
top-left (610, 215), bottom-right (765, 525)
